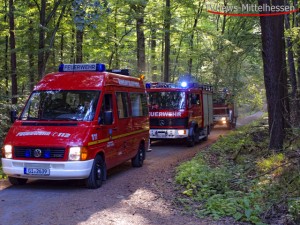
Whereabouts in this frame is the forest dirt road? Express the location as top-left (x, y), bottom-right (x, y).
top-left (0, 115), bottom-right (261, 225)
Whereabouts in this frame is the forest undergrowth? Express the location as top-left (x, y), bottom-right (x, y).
top-left (175, 119), bottom-right (300, 225)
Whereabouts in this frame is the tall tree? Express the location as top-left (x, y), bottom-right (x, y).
top-left (3, 0), bottom-right (9, 101)
top-left (37, 0), bottom-right (46, 79)
top-left (9, 0), bottom-right (17, 104)
top-left (36, 0), bottom-right (64, 78)
top-left (163, 0), bottom-right (171, 82)
top-left (188, 1), bottom-right (203, 74)
top-left (130, 2), bottom-right (147, 75)
top-left (259, 0), bottom-right (285, 151)
top-left (72, 0), bottom-right (108, 63)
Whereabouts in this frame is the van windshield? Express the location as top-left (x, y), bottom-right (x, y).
top-left (20, 90), bottom-right (100, 121)
top-left (148, 91), bottom-right (186, 110)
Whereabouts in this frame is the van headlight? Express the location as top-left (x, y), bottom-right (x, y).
top-left (178, 130), bottom-right (186, 135)
top-left (68, 147), bottom-right (88, 161)
top-left (3, 145), bottom-right (13, 158)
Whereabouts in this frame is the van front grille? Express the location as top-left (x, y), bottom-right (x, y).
top-left (14, 147), bottom-right (65, 159)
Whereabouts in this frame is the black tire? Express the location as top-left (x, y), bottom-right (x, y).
top-left (85, 155), bottom-right (105, 189)
top-left (132, 143), bottom-right (145, 167)
top-left (187, 131), bottom-right (195, 147)
top-left (8, 176), bottom-right (28, 185)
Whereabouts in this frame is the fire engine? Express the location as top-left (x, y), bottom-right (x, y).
top-left (1, 63), bottom-right (149, 189)
top-left (146, 81), bottom-right (213, 147)
top-left (213, 89), bottom-right (238, 129)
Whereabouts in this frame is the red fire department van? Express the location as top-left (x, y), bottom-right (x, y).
top-left (146, 81), bottom-right (213, 147)
top-left (1, 63), bottom-right (149, 189)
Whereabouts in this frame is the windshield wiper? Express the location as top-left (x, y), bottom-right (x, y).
top-left (52, 118), bottom-right (79, 121)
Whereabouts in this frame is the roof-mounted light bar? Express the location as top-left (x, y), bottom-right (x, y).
top-left (146, 81), bottom-right (213, 91)
top-left (146, 82), bottom-right (177, 88)
top-left (59, 63), bottom-right (106, 72)
top-left (106, 69), bottom-right (130, 76)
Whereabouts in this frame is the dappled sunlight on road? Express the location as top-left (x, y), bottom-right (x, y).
top-left (78, 188), bottom-right (173, 225)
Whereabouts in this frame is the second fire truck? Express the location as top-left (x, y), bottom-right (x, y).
top-left (146, 81), bottom-right (213, 147)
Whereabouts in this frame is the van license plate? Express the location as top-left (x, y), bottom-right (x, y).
top-left (24, 168), bottom-right (50, 176)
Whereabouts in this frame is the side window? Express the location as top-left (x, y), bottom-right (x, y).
top-left (130, 93), bottom-right (148, 117)
top-left (99, 94), bottom-right (113, 125)
top-left (191, 93), bottom-right (200, 105)
top-left (116, 92), bottom-right (129, 118)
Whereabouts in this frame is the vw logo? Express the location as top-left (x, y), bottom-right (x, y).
top-left (159, 120), bottom-right (165, 126)
top-left (34, 149), bottom-right (42, 158)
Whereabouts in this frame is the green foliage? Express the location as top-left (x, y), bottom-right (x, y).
top-left (0, 162), bottom-right (6, 179)
top-left (175, 119), bottom-right (300, 224)
top-left (288, 198), bottom-right (300, 223)
top-left (176, 156), bottom-right (231, 200)
top-left (176, 148), bottom-right (265, 224)
top-left (0, 102), bottom-right (11, 148)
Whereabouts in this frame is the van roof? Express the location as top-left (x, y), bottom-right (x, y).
top-left (34, 72), bottom-right (145, 91)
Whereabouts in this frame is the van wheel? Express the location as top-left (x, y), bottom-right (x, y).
top-left (132, 143), bottom-right (145, 167)
top-left (8, 176), bottom-right (28, 185)
top-left (187, 133), bottom-right (195, 147)
top-left (85, 155), bottom-right (105, 189)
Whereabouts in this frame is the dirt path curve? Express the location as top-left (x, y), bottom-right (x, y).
top-left (0, 114), bottom-right (262, 225)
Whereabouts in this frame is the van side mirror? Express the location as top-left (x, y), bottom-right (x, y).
top-left (98, 111), bottom-right (113, 125)
top-left (103, 111), bottom-right (113, 125)
top-left (10, 110), bottom-right (18, 123)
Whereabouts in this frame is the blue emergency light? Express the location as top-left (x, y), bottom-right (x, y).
top-left (59, 63), bottom-right (106, 72)
top-left (180, 81), bottom-right (188, 88)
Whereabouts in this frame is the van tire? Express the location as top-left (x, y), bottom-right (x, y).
top-left (187, 129), bottom-right (195, 147)
top-left (85, 155), bottom-right (105, 189)
top-left (8, 176), bottom-right (28, 185)
top-left (132, 143), bottom-right (145, 167)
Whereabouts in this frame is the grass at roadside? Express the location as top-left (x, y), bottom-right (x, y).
top-left (175, 119), bottom-right (300, 225)
top-left (0, 161), bottom-right (6, 179)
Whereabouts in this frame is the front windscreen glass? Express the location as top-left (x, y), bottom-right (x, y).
top-left (20, 90), bottom-right (100, 121)
top-left (148, 91), bottom-right (185, 110)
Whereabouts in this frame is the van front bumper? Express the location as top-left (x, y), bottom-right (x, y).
top-left (150, 129), bottom-right (189, 139)
top-left (1, 158), bottom-right (94, 180)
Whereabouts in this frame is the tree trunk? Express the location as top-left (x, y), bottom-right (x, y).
top-left (38, 0), bottom-right (46, 80)
top-left (221, 0), bottom-right (227, 34)
top-left (136, 15), bottom-right (146, 74)
top-left (60, 33), bottom-right (64, 64)
top-left (4, 0), bottom-right (9, 102)
top-left (259, 0), bottom-right (285, 151)
top-left (130, 3), bottom-right (146, 75)
top-left (163, 0), bottom-right (171, 82)
top-left (188, 1), bottom-right (203, 74)
top-left (284, 3), bottom-right (297, 98)
top-left (76, 30), bottom-right (83, 63)
top-left (28, 20), bottom-right (35, 91)
top-left (150, 27), bottom-right (157, 80)
top-left (160, 37), bottom-right (164, 81)
top-left (9, 0), bottom-right (17, 104)
top-left (44, 4), bottom-right (66, 65)
top-left (5, 35), bottom-right (9, 102)
top-left (70, 28), bottom-right (75, 63)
